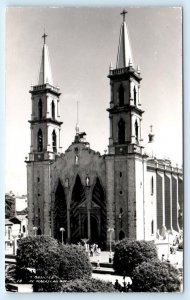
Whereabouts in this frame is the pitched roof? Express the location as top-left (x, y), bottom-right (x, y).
top-left (9, 217), bottom-right (21, 224)
top-left (5, 219), bottom-right (14, 226)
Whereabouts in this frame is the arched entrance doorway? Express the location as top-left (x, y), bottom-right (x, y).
top-left (92, 178), bottom-right (106, 242)
top-left (70, 175), bottom-right (86, 243)
top-left (83, 215), bottom-right (99, 242)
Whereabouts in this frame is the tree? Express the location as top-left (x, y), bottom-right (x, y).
top-left (16, 236), bottom-right (92, 284)
top-left (113, 239), bottom-right (158, 276)
top-left (16, 236), bottom-right (61, 279)
top-left (58, 244), bottom-right (92, 280)
top-left (131, 261), bottom-right (181, 292)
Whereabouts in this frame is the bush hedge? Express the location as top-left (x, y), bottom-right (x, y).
top-left (16, 236), bottom-right (92, 283)
top-left (16, 236), bottom-right (61, 279)
top-left (33, 278), bottom-right (116, 292)
top-left (5, 264), bottom-right (17, 284)
top-left (33, 275), bottom-right (62, 292)
top-left (131, 261), bottom-right (181, 292)
top-left (113, 239), bottom-right (158, 276)
top-left (58, 244), bottom-right (92, 280)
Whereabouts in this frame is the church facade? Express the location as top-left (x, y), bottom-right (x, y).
top-left (26, 12), bottom-right (183, 246)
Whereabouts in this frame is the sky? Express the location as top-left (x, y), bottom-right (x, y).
top-left (6, 7), bottom-right (182, 195)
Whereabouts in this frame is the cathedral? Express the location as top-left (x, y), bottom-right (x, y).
top-left (26, 11), bottom-right (183, 247)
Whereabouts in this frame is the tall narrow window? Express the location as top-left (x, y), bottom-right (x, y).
top-left (52, 130), bottom-right (57, 153)
top-left (118, 118), bottom-right (125, 144)
top-left (38, 129), bottom-right (43, 152)
top-left (151, 176), bottom-right (154, 195)
top-left (134, 86), bottom-right (137, 105)
top-left (118, 85), bottom-right (124, 106)
top-left (51, 100), bottom-right (55, 119)
top-left (135, 120), bottom-right (138, 143)
top-left (151, 220), bottom-right (154, 235)
top-left (38, 99), bottom-right (42, 119)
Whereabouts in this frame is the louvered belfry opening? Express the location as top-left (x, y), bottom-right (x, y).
top-left (70, 175), bottom-right (86, 243)
top-left (53, 180), bottom-right (67, 242)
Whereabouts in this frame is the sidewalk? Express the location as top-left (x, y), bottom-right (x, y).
top-left (89, 249), bottom-right (183, 269)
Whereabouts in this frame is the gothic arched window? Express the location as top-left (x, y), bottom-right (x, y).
top-left (118, 118), bottom-right (125, 144)
top-left (38, 99), bottom-right (42, 119)
top-left (119, 230), bottom-right (125, 240)
top-left (118, 85), bottom-right (124, 106)
top-left (135, 120), bottom-right (139, 143)
top-left (38, 129), bottom-right (43, 152)
top-left (51, 100), bottom-right (55, 119)
top-left (134, 86), bottom-right (137, 106)
top-left (52, 130), bottom-right (57, 153)
top-left (151, 176), bottom-right (154, 195)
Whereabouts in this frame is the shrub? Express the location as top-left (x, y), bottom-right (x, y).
top-left (16, 236), bottom-right (61, 280)
top-left (5, 264), bottom-right (17, 283)
top-left (131, 261), bottom-right (181, 292)
top-left (60, 278), bottom-right (116, 292)
top-left (33, 278), bottom-right (116, 292)
top-left (58, 244), bottom-right (92, 280)
top-left (33, 275), bottom-right (62, 292)
top-left (113, 239), bottom-right (158, 276)
top-left (16, 236), bottom-right (92, 284)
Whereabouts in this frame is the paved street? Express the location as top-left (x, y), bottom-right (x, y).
top-left (89, 248), bottom-right (183, 268)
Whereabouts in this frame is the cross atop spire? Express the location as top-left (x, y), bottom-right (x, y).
top-left (116, 10), bottom-right (134, 68)
top-left (120, 9), bottom-right (128, 22)
top-left (42, 32), bottom-right (48, 44)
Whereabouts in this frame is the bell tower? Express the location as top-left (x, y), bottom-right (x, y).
top-left (26, 33), bottom-right (63, 236)
top-left (105, 10), bottom-right (146, 242)
top-left (28, 33), bottom-right (62, 162)
top-left (108, 10), bottom-right (144, 156)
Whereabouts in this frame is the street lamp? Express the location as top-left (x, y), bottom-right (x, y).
top-left (33, 226), bottom-right (37, 237)
top-left (60, 227), bottom-right (65, 245)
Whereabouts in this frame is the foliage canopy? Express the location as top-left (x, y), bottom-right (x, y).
top-left (113, 239), bottom-right (158, 276)
top-left (131, 261), bottom-right (181, 292)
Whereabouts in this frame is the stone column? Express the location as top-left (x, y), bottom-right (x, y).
top-left (87, 209), bottom-right (91, 240)
top-left (172, 175), bottom-right (179, 232)
top-left (164, 173), bottom-right (172, 230)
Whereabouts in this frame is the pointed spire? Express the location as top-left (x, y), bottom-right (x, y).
top-left (116, 10), bottom-right (134, 69)
top-left (38, 32), bottom-right (53, 85)
top-left (75, 101), bottom-right (79, 134)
